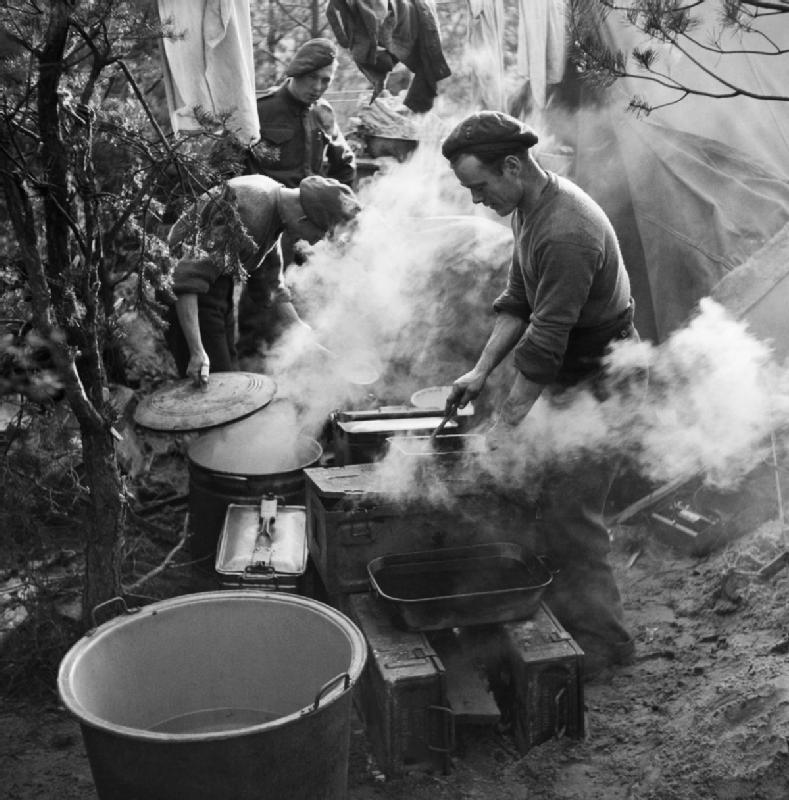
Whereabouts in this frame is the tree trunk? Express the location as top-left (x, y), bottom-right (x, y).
top-left (81, 427), bottom-right (127, 622)
top-left (35, 1), bottom-right (126, 627)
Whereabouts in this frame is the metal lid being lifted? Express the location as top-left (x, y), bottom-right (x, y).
top-left (133, 373), bottom-right (276, 432)
top-left (187, 399), bottom-right (322, 475)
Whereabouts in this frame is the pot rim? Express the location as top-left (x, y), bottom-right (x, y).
top-left (187, 434), bottom-right (323, 476)
top-left (57, 590), bottom-right (366, 743)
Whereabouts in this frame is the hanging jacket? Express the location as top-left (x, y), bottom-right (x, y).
top-left (327, 0), bottom-right (451, 113)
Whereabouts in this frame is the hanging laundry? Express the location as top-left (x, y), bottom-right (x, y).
top-left (158, 0), bottom-right (259, 144)
top-left (467, 0), bottom-right (507, 112)
top-left (327, 0), bottom-right (451, 113)
top-left (513, 0), bottom-right (566, 112)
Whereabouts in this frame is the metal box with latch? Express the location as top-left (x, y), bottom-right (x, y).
top-left (347, 592), bottom-right (453, 776)
top-left (304, 464), bottom-right (532, 597)
top-left (650, 498), bottom-right (730, 556)
top-left (215, 502), bottom-right (308, 592)
top-left (497, 603), bottom-right (585, 753)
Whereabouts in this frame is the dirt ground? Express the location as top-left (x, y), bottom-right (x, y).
top-left (2, 504), bottom-right (789, 800)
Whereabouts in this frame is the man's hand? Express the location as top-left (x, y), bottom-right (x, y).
top-left (446, 368), bottom-right (486, 413)
top-left (186, 350), bottom-right (210, 390)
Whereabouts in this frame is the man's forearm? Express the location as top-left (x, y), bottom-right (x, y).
top-left (175, 294), bottom-right (203, 357)
top-left (500, 371), bottom-right (544, 425)
top-left (474, 312), bottom-right (527, 378)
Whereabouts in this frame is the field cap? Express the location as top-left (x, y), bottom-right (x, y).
top-left (299, 176), bottom-right (361, 231)
top-left (441, 111), bottom-right (539, 161)
top-left (286, 38), bottom-right (337, 77)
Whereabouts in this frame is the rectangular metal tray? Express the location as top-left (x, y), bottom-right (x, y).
top-left (367, 542), bottom-right (553, 631)
top-left (386, 433), bottom-right (487, 459)
top-left (215, 504), bottom-right (307, 589)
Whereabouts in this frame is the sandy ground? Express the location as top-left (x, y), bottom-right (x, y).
top-left (2, 513), bottom-right (788, 800)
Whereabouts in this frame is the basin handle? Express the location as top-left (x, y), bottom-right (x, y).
top-left (90, 596), bottom-right (139, 629)
top-left (309, 672), bottom-right (350, 712)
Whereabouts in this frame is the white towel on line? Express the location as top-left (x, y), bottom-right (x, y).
top-left (159, 0), bottom-right (259, 144)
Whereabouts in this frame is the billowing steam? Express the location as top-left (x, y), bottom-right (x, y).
top-left (265, 138), bottom-right (514, 436)
top-left (260, 124), bottom-right (788, 509)
top-left (511, 298), bottom-right (780, 489)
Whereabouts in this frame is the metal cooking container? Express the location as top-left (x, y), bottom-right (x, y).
top-left (215, 504), bottom-right (308, 592)
top-left (367, 542), bottom-right (553, 631)
top-left (386, 433), bottom-right (486, 459)
top-left (57, 591), bottom-right (366, 800)
top-left (187, 402), bottom-right (322, 569)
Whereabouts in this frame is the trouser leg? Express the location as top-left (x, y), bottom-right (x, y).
top-left (536, 455), bottom-right (634, 668)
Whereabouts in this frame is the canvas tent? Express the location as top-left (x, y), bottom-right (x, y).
top-left (531, 2), bottom-right (789, 345)
top-left (710, 221), bottom-right (789, 364)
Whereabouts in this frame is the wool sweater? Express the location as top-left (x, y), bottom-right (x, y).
top-left (493, 172), bottom-right (632, 385)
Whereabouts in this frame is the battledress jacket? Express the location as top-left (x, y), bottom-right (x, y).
top-left (169, 175), bottom-right (291, 306)
top-left (493, 172), bottom-right (635, 388)
top-left (246, 84), bottom-right (356, 188)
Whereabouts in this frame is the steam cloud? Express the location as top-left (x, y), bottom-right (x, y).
top-left (260, 121), bottom-right (788, 508)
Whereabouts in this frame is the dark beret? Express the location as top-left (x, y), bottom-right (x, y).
top-left (299, 176), bottom-right (361, 232)
top-left (441, 111), bottom-right (539, 161)
top-left (286, 38), bottom-right (337, 77)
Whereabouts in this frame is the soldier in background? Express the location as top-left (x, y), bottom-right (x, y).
top-left (237, 37), bottom-right (357, 359)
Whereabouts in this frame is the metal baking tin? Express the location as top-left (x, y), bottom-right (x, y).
top-left (367, 542), bottom-right (553, 631)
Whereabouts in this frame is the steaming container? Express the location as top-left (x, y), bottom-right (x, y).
top-left (186, 402), bottom-right (322, 571)
top-left (347, 592), bottom-right (453, 776)
top-left (304, 464), bottom-right (532, 597)
top-left (385, 433), bottom-right (487, 489)
top-left (329, 405), bottom-right (472, 466)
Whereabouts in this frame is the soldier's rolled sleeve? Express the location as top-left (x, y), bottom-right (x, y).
top-left (172, 257), bottom-right (224, 296)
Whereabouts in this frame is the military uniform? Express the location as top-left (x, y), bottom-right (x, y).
top-left (237, 82), bottom-right (356, 357)
top-left (247, 83), bottom-right (355, 188)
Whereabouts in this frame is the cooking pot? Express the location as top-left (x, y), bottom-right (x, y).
top-left (187, 401), bottom-right (322, 570)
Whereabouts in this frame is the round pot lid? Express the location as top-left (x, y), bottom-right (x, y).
top-left (133, 372), bottom-right (276, 432)
top-left (187, 400), bottom-right (322, 475)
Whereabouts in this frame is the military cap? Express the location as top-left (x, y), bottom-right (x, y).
top-left (441, 111), bottom-right (539, 161)
top-left (299, 176), bottom-right (361, 232)
top-left (286, 38), bottom-right (337, 77)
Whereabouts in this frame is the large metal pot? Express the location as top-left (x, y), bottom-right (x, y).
top-left (186, 402), bottom-right (322, 569)
top-left (58, 591), bottom-right (366, 800)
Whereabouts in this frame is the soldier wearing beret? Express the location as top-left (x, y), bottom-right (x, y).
top-left (443, 111), bottom-right (640, 680)
top-left (237, 37), bottom-right (357, 359)
top-left (166, 174), bottom-right (360, 386)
